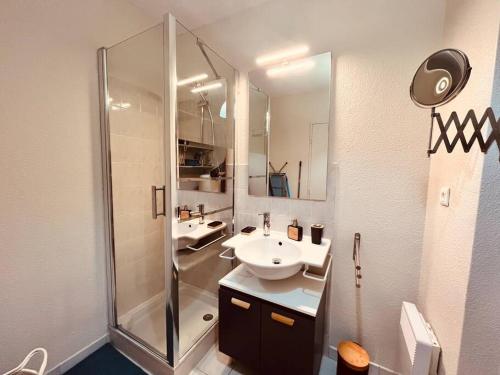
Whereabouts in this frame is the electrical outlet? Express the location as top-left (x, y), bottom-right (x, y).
top-left (440, 187), bottom-right (450, 207)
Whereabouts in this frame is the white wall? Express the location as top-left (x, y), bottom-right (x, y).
top-left (195, 1), bottom-right (445, 370)
top-left (418, 0), bottom-right (500, 374)
top-left (0, 1), bottom-right (154, 371)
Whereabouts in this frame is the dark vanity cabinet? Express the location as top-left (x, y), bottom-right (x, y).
top-left (219, 287), bottom-right (261, 369)
top-left (219, 286), bottom-right (326, 375)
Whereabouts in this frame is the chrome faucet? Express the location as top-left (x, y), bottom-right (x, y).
top-left (259, 212), bottom-right (271, 236)
top-left (196, 203), bottom-right (205, 224)
top-left (178, 203), bottom-right (205, 224)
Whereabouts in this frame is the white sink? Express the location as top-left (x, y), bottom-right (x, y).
top-left (172, 220), bottom-right (226, 241)
top-left (222, 230), bottom-right (331, 280)
top-left (236, 236), bottom-right (302, 280)
top-left (173, 221), bottom-right (199, 238)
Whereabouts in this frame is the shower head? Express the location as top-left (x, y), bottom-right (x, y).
top-left (197, 93), bottom-right (209, 107)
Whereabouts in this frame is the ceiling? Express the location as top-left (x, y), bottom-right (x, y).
top-left (127, 0), bottom-right (273, 29)
top-left (114, 0), bottom-right (444, 97)
top-left (126, 0), bottom-right (444, 73)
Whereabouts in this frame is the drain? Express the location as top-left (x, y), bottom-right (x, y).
top-left (203, 314), bottom-right (214, 321)
top-left (272, 258), bottom-right (282, 265)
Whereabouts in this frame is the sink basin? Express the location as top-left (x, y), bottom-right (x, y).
top-left (222, 229), bottom-right (331, 281)
top-left (172, 220), bottom-right (226, 241)
top-left (235, 235), bottom-right (303, 280)
top-left (172, 221), bottom-right (199, 239)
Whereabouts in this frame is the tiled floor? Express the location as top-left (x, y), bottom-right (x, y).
top-left (190, 345), bottom-right (337, 375)
top-left (63, 341), bottom-right (337, 375)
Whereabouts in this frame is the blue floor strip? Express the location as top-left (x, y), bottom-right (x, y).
top-left (64, 344), bottom-right (147, 375)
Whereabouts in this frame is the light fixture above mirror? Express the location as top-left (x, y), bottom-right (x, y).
top-left (255, 45), bottom-right (310, 66)
top-left (177, 73), bottom-right (208, 86)
top-left (190, 79), bottom-right (225, 93)
top-left (266, 58), bottom-right (315, 77)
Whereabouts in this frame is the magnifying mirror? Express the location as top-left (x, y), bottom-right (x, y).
top-left (410, 49), bottom-right (471, 108)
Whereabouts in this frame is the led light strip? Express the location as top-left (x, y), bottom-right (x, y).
top-left (177, 73), bottom-right (208, 87)
top-left (266, 59), bottom-right (315, 77)
top-left (256, 45), bottom-right (309, 66)
top-left (191, 81), bottom-right (223, 93)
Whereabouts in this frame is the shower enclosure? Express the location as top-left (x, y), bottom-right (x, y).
top-left (98, 14), bottom-right (235, 372)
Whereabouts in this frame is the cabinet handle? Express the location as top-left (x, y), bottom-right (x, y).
top-left (231, 297), bottom-right (250, 310)
top-left (271, 312), bottom-right (295, 327)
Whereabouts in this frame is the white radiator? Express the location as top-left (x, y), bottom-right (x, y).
top-left (399, 302), bottom-right (441, 375)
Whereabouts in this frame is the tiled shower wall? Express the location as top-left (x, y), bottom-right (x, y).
top-left (108, 77), bottom-right (165, 317)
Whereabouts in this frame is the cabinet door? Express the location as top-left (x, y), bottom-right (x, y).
top-left (261, 303), bottom-right (315, 375)
top-left (219, 288), bottom-right (261, 368)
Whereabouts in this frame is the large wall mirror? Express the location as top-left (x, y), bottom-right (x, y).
top-left (248, 52), bottom-right (331, 201)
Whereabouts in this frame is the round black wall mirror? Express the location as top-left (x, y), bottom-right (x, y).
top-left (410, 49), bottom-right (471, 108)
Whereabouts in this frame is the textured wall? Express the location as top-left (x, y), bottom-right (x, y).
top-left (330, 50), bottom-right (436, 369)
top-left (193, 0), bottom-right (445, 371)
top-left (234, 51), bottom-right (433, 371)
top-left (457, 31), bottom-right (500, 372)
top-left (418, 1), bottom-right (500, 374)
top-left (0, 1), bottom-right (154, 371)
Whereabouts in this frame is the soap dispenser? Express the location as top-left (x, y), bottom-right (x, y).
top-left (288, 219), bottom-right (303, 241)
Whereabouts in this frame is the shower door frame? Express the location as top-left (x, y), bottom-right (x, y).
top-left (97, 14), bottom-right (178, 370)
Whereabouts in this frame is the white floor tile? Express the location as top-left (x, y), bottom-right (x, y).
top-left (229, 356), bottom-right (336, 375)
top-left (319, 356), bottom-right (337, 374)
top-left (195, 346), bottom-right (337, 375)
top-left (196, 345), bottom-right (232, 375)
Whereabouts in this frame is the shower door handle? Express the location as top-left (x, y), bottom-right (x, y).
top-left (151, 185), bottom-right (166, 219)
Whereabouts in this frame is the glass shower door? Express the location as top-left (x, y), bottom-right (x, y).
top-left (102, 24), bottom-right (172, 359)
top-left (99, 15), bottom-right (235, 367)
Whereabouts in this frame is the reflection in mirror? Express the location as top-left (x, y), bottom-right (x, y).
top-left (248, 83), bottom-right (269, 197)
top-left (248, 52), bottom-right (331, 200)
top-left (174, 21), bottom-right (235, 359)
top-left (176, 26), bottom-right (233, 194)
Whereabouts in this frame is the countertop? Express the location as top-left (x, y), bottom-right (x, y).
top-left (219, 264), bottom-right (328, 317)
